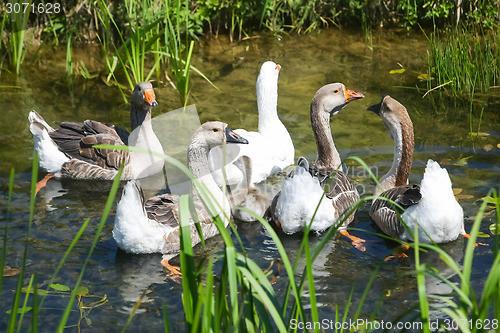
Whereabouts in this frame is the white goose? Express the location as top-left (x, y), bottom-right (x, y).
top-left (368, 95), bottom-right (465, 244)
top-left (28, 82), bottom-right (164, 191)
top-left (269, 83), bottom-right (365, 249)
top-left (113, 122), bottom-right (248, 273)
top-left (208, 61), bottom-right (294, 186)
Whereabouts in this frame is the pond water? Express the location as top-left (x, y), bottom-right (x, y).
top-left (1, 29), bottom-right (499, 331)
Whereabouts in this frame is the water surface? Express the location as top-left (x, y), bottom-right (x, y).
top-left (1, 29), bottom-right (499, 331)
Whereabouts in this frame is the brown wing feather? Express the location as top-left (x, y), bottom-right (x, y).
top-left (369, 184), bottom-right (421, 238)
top-left (324, 171), bottom-right (360, 227)
top-left (144, 194), bottom-right (180, 228)
top-left (309, 163), bottom-right (360, 227)
top-left (50, 119), bottom-right (130, 173)
top-left (143, 193), bottom-right (220, 256)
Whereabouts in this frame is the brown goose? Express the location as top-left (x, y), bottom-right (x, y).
top-left (269, 83), bottom-right (365, 250)
top-left (113, 122), bottom-right (248, 273)
top-left (28, 82), bottom-right (164, 191)
top-left (367, 95), bottom-right (465, 244)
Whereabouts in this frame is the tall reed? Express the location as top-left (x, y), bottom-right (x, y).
top-left (7, 0), bottom-right (33, 74)
top-left (425, 26), bottom-right (500, 99)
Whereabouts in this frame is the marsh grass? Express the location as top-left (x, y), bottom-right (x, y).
top-left (2, 147), bottom-right (499, 331)
top-left (425, 26), bottom-right (500, 99)
top-left (95, 0), bottom-right (163, 91)
top-left (7, 0), bottom-right (33, 75)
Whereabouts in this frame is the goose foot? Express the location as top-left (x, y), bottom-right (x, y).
top-left (263, 258), bottom-right (281, 284)
top-left (463, 234), bottom-right (487, 246)
top-left (35, 173), bottom-right (53, 196)
top-left (384, 244), bottom-right (410, 261)
top-left (161, 259), bottom-right (182, 281)
top-left (340, 230), bottom-right (366, 252)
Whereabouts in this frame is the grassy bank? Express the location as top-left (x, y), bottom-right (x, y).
top-left (1, 1), bottom-right (500, 98)
top-left (2, 153), bottom-right (499, 331)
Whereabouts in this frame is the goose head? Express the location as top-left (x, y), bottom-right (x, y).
top-left (313, 83), bottom-right (365, 118)
top-left (256, 61), bottom-right (280, 102)
top-left (131, 82), bottom-right (158, 110)
top-left (191, 121), bottom-right (249, 150)
top-left (367, 95), bottom-right (408, 140)
top-left (257, 61), bottom-right (281, 86)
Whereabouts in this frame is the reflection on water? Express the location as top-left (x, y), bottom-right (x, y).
top-left (1, 29), bottom-right (499, 331)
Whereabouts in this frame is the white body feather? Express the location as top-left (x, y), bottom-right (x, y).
top-left (401, 160), bottom-right (465, 243)
top-left (274, 166), bottom-right (336, 234)
top-left (113, 181), bottom-right (172, 254)
top-left (28, 111), bottom-right (70, 174)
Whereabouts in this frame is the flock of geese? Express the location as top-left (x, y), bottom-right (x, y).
top-left (29, 61), bottom-right (468, 272)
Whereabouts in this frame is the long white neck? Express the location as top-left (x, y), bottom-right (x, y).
top-left (128, 104), bottom-right (164, 178)
top-left (310, 99), bottom-right (342, 170)
top-left (188, 141), bottom-right (230, 224)
top-left (256, 75), bottom-right (281, 135)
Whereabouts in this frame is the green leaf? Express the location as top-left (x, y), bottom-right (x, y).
top-left (418, 73), bottom-right (428, 79)
top-left (476, 231), bottom-right (490, 238)
top-left (74, 286), bottom-right (89, 297)
top-left (49, 283), bottom-right (70, 292)
top-left (22, 287), bottom-right (48, 296)
top-left (482, 195), bottom-right (500, 205)
top-left (389, 68), bottom-right (405, 74)
top-left (6, 306), bottom-right (32, 315)
top-left (489, 223), bottom-right (500, 234)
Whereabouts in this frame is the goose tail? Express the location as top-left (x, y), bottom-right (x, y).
top-left (28, 111), bottom-right (69, 173)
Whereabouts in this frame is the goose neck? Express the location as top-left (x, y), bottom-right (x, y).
top-left (130, 103), bottom-right (152, 131)
top-left (256, 79), bottom-right (279, 134)
top-left (310, 100), bottom-right (342, 170)
top-left (188, 141), bottom-right (230, 221)
top-left (377, 117), bottom-right (414, 195)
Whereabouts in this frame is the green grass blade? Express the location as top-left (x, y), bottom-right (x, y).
top-left (0, 168), bottom-right (15, 296)
top-left (56, 166), bottom-right (123, 332)
top-left (8, 153), bottom-right (38, 332)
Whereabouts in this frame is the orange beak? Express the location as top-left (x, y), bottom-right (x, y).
top-left (144, 89), bottom-right (158, 107)
top-left (345, 89), bottom-right (364, 103)
top-left (276, 64), bottom-right (281, 71)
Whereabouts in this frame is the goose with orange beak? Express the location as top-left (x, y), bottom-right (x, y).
top-left (269, 83), bottom-right (366, 250)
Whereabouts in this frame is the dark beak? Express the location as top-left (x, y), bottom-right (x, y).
top-left (367, 102), bottom-right (382, 115)
top-left (225, 126), bottom-right (248, 144)
top-left (367, 95), bottom-right (388, 115)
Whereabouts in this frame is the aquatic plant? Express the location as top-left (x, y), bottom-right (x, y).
top-left (6, 0), bottom-right (32, 75)
top-left (425, 26), bottom-right (500, 99)
top-left (2, 148), bottom-right (499, 331)
top-left (94, 0), bottom-right (163, 91)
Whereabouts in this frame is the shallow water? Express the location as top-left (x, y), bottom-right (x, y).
top-left (1, 29), bottom-right (499, 331)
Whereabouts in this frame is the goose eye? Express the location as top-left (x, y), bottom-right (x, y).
top-left (212, 128), bottom-right (219, 132)
top-left (333, 89), bottom-right (339, 94)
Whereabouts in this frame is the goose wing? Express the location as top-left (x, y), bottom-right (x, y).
top-left (144, 193), bottom-right (180, 229)
top-left (50, 120), bottom-right (129, 171)
top-left (369, 184), bottom-right (421, 238)
top-left (308, 163), bottom-right (360, 226)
